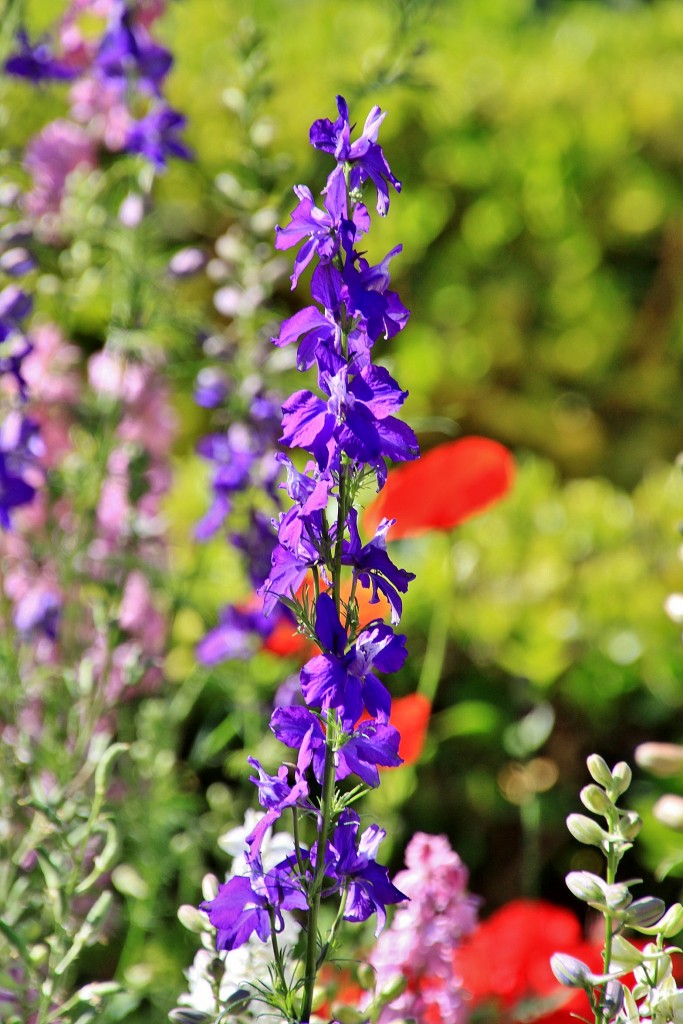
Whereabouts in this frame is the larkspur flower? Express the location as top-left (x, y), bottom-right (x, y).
top-left (196, 95), bottom-right (415, 1022)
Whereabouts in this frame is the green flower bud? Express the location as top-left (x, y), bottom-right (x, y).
top-left (587, 754), bottom-right (614, 789)
top-left (567, 813), bottom-right (609, 847)
top-left (380, 974), bottom-right (408, 1001)
top-left (565, 870), bottom-right (606, 904)
top-left (357, 962), bottom-right (376, 990)
top-left (617, 810), bottom-right (642, 841)
top-left (580, 784), bottom-right (613, 816)
top-left (201, 873), bottom-right (219, 902)
top-left (610, 762), bottom-right (632, 798)
top-left (334, 1007), bottom-right (367, 1024)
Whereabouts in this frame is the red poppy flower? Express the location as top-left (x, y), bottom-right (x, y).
top-left (363, 436), bottom-right (515, 540)
top-left (454, 899), bottom-right (602, 1024)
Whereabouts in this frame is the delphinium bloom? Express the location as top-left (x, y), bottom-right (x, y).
top-left (366, 832), bottom-right (479, 1024)
top-left (198, 95), bottom-right (418, 1024)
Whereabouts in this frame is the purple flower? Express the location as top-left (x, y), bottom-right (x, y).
top-left (14, 589), bottom-right (60, 640)
top-left (280, 364), bottom-right (418, 473)
top-left (275, 169), bottom-right (369, 288)
top-left (196, 605), bottom-right (270, 665)
top-left (309, 96), bottom-right (401, 215)
top-left (270, 705), bottom-right (402, 788)
top-left (0, 286), bottom-right (32, 343)
top-left (199, 864), bottom-right (307, 952)
top-left (323, 809), bottom-right (406, 934)
top-left (0, 412), bottom-right (43, 529)
top-left (96, 5), bottom-right (172, 95)
top-left (245, 757), bottom-right (311, 864)
top-left (343, 511), bottom-right (415, 624)
top-left (299, 593), bottom-right (407, 722)
top-left (126, 106), bottom-right (192, 170)
top-left (4, 30), bottom-right (77, 82)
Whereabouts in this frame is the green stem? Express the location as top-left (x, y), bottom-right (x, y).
top-left (599, 810), bottom-right (619, 1024)
top-left (300, 737), bottom-right (336, 1023)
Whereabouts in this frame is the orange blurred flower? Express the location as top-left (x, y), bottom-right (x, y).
top-left (363, 436), bottom-right (515, 540)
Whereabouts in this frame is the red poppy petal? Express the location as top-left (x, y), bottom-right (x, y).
top-left (363, 436), bottom-right (515, 540)
top-left (391, 692), bottom-right (431, 765)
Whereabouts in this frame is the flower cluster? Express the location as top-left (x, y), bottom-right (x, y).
top-left (5, 0), bottom-right (190, 226)
top-left (198, 95), bottom-right (418, 1022)
top-left (551, 755), bottom-right (683, 1024)
top-left (366, 832), bottom-right (479, 1024)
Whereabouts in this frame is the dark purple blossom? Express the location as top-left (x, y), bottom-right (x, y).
top-left (0, 286), bottom-right (32, 343)
top-left (298, 593), bottom-right (407, 722)
top-left (0, 412), bottom-right (43, 529)
top-left (4, 30), bottom-right (77, 82)
top-left (322, 809), bottom-right (406, 933)
top-left (309, 96), bottom-right (401, 215)
top-left (343, 511), bottom-right (415, 624)
top-left (126, 106), bottom-right (192, 171)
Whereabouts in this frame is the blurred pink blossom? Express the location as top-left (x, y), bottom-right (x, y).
top-left (367, 833), bottom-right (479, 1024)
top-left (23, 120), bottom-right (97, 221)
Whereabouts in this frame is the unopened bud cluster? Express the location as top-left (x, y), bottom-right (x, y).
top-left (551, 755), bottom-right (683, 1024)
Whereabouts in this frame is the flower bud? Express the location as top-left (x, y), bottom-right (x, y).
top-left (635, 742), bottom-right (683, 778)
top-left (380, 974), bottom-right (408, 1001)
top-left (177, 905), bottom-right (208, 934)
top-left (168, 1011), bottom-right (212, 1024)
top-left (601, 979), bottom-right (624, 1020)
top-left (617, 810), bottom-right (642, 841)
top-left (357, 963), bottom-right (376, 990)
top-left (635, 902), bottom-right (683, 938)
top-left (201, 873), bottom-right (219, 901)
top-left (565, 870), bottom-right (605, 903)
top-left (587, 754), bottom-right (614, 788)
top-left (334, 1008), bottom-right (368, 1024)
top-left (567, 813), bottom-right (608, 847)
top-left (550, 953), bottom-right (592, 989)
top-left (623, 896), bottom-right (666, 929)
top-left (610, 761), bottom-right (632, 798)
top-left (580, 784), bottom-right (612, 816)
top-left (654, 795), bottom-right (683, 831)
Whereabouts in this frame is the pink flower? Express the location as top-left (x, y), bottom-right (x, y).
top-left (23, 119), bottom-right (97, 222)
top-left (69, 77), bottom-right (132, 151)
top-left (367, 833), bottom-right (479, 1024)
